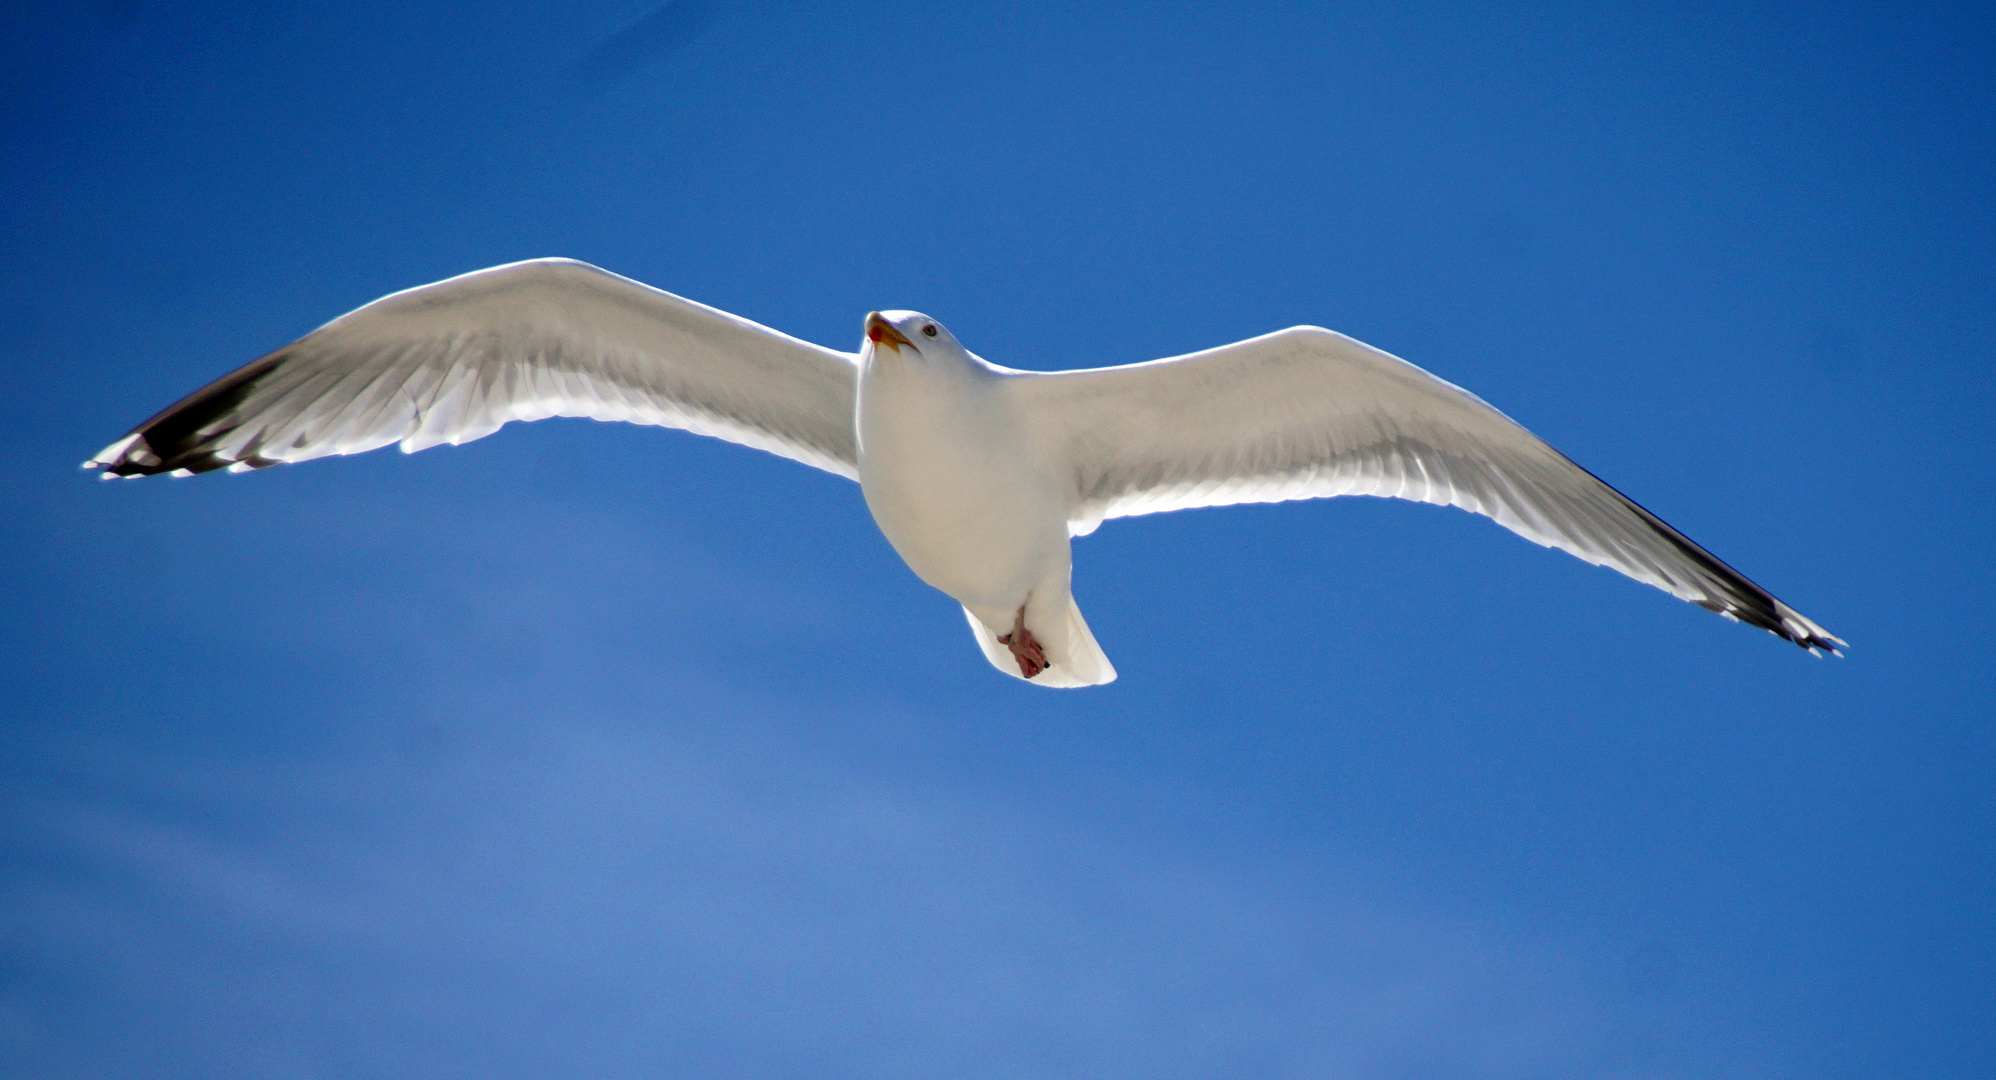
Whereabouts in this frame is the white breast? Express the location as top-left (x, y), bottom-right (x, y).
top-left (856, 352), bottom-right (1069, 610)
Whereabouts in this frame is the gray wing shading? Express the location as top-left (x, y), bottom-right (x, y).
top-left (85, 259), bottom-right (860, 480)
top-left (1011, 326), bottom-right (1842, 654)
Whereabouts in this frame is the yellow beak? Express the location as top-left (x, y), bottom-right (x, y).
top-left (866, 312), bottom-right (914, 353)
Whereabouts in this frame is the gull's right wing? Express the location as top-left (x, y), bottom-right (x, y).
top-left (87, 259), bottom-right (861, 480)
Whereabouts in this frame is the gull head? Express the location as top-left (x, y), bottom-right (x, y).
top-left (864, 310), bottom-right (963, 360)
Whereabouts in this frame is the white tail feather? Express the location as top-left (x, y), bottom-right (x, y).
top-left (961, 599), bottom-right (1117, 688)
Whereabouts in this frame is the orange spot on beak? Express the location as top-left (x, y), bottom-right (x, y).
top-left (865, 312), bottom-right (914, 353)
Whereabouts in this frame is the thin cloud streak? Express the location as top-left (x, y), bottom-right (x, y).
top-left (4, 706), bottom-right (1633, 1079)
top-left (562, 2), bottom-right (715, 98)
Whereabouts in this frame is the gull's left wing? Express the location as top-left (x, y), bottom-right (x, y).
top-left (86, 259), bottom-right (861, 480)
top-left (1009, 326), bottom-right (1842, 654)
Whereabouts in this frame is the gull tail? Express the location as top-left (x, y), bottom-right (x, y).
top-left (963, 598), bottom-right (1117, 689)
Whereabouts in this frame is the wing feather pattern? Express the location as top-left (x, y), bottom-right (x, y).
top-left (1012, 326), bottom-right (1842, 653)
top-left (85, 259), bottom-right (860, 480)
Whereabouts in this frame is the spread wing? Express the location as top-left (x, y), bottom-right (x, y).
top-left (1012, 326), bottom-right (1842, 654)
top-left (86, 259), bottom-right (861, 480)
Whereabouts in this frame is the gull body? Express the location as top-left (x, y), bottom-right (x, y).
top-left (84, 258), bottom-right (1843, 686)
top-left (857, 311), bottom-right (1109, 685)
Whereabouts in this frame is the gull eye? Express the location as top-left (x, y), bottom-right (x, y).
top-left (922, 324), bottom-right (938, 337)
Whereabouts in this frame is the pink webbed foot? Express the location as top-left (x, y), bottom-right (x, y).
top-left (996, 605), bottom-right (1049, 679)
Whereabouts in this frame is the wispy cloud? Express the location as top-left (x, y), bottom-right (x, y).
top-left (3, 699), bottom-right (1639, 1078)
top-left (561, 2), bottom-right (716, 99)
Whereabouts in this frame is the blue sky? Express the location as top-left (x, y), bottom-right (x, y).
top-left (2, 1), bottom-right (1991, 1076)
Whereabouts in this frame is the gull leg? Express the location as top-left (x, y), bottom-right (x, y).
top-left (996, 604), bottom-right (1049, 679)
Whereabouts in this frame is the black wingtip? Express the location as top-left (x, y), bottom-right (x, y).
top-left (86, 353), bottom-right (287, 478)
top-left (1777, 607), bottom-right (1847, 657)
top-left (1773, 614), bottom-right (1846, 658)
top-left (1693, 596), bottom-right (1845, 658)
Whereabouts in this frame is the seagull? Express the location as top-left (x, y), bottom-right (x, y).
top-left (86, 258), bottom-right (1843, 686)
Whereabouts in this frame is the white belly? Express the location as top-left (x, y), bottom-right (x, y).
top-left (857, 362), bottom-right (1067, 609)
